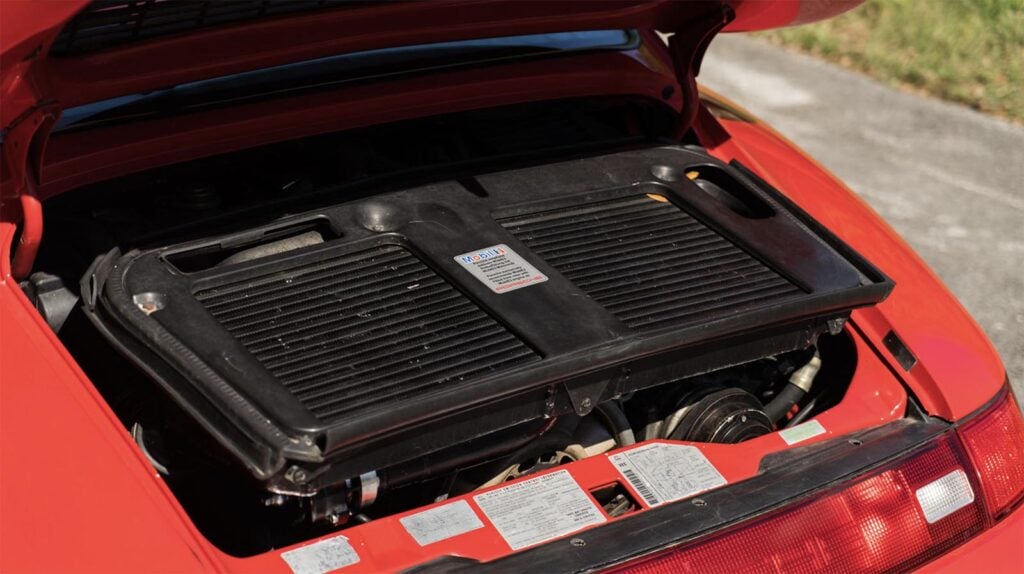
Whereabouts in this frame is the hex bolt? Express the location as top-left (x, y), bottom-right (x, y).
top-left (286, 466), bottom-right (309, 484)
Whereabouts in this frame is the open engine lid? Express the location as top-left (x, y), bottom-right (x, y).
top-left (0, 0), bottom-right (864, 141)
top-left (0, 0), bottom-right (861, 280)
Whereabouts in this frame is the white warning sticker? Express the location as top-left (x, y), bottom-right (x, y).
top-left (473, 469), bottom-right (606, 550)
top-left (610, 443), bottom-right (727, 507)
top-left (280, 535), bottom-right (359, 574)
top-left (454, 244), bottom-right (548, 294)
top-left (778, 419), bottom-right (827, 445)
top-left (400, 499), bottom-right (484, 546)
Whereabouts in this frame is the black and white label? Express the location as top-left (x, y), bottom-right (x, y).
top-left (454, 244), bottom-right (548, 294)
top-left (400, 499), bottom-right (484, 546)
top-left (610, 443), bottom-right (727, 507)
top-left (473, 470), bottom-right (606, 550)
top-left (280, 535), bottom-right (359, 574)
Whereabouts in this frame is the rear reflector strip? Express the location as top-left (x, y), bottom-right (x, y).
top-left (915, 469), bottom-right (974, 524)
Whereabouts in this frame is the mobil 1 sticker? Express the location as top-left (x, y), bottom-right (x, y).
top-left (473, 469), bottom-right (606, 550)
top-left (609, 443), bottom-right (727, 507)
top-left (454, 244), bottom-right (548, 294)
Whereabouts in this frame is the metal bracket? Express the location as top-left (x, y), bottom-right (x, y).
top-left (563, 370), bottom-right (619, 416)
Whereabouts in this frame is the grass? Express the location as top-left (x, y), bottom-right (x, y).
top-left (756, 0), bottom-right (1024, 122)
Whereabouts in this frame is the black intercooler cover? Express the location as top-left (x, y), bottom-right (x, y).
top-left (86, 145), bottom-right (892, 488)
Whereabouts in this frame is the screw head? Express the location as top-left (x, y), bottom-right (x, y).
top-left (286, 466), bottom-right (309, 484)
top-left (570, 538), bottom-right (586, 547)
top-left (692, 498), bottom-right (707, 507)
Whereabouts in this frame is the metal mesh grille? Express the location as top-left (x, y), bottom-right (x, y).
top-left (500, 194), bottom-right (804, 331)
top-left (195, 244), bottom-right (538, 422)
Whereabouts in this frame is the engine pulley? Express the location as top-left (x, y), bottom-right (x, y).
top-left (667, 387), bottom-right (773, 443)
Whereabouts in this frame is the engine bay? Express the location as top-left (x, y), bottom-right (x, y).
top-left (29, 98), bottom-right (895, 555)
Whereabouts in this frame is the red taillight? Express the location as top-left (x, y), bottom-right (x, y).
top-left (615, 433), bottom-right (984, 573)
top-left (959, 388), bottom-right (1024, 518)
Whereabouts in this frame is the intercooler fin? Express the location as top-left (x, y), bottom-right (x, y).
top-left (500, 194), bottom-right (804, 331)
top-left (195, 243), bottom-right (540, 422)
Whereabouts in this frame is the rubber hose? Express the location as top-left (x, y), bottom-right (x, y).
top-left (595, 402), bottom-right (636, 446)
top-left (764, 383), bottom-right (807, 424)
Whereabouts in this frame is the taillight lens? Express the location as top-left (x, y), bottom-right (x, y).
top-left (614, 433), bottom-right (984, 573)
top-left (958, 387), bottom-right (1024, 518)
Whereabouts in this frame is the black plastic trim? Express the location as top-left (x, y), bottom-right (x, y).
top-left (406, 418), bottom-right (950, 573)
top-left (883, 329), bottom-right (919, 372)
top-left (87, 144), bottom-right (896, 485)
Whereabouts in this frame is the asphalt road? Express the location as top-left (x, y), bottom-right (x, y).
top-left (697, 35), bottom-right (1024, 398)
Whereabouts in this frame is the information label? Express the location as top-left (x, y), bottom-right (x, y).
top-left (473, 469), bottom-right (606, 550)
top-left (454, 244), bottom-right (548, 294)
top-left (610, 443), bottom-right (727, 507)
top-left (778, 420), bottom-right (827, 446)
top-left (400, 499), bottom-right (484, 546)
top-left (281, 535), bottom-right (359, 574)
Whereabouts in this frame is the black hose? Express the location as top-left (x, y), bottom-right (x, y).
top-left (764, 383), bottom-right (807, 424)
top-left (595, 402), bottom-right (636, 446)
top-left (493, 429), bottom-right (577, 472)
top-left (785, 395), bottom-right (819, 428)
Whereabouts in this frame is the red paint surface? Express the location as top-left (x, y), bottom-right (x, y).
top-left (0, 2), bottom-right (1015, 571)
top-left (696, 110), bottom-right (1006, 420)
top-left (1, 1), bottom-right (716, 110)
top-left (0, 249), bottom-right (221, 573)
top-left (36, 44), bottom-right (681, 199)
top-left (724, 0), bottom-right (863, 32)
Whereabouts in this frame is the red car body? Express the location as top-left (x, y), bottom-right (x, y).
top-left (1, 1), bottom-right (1021, 572)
